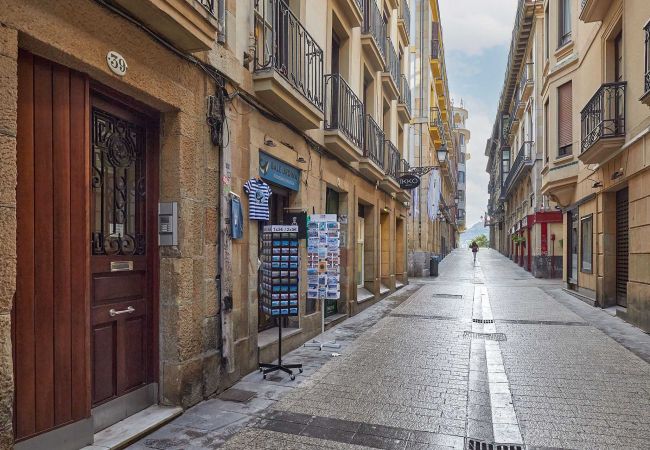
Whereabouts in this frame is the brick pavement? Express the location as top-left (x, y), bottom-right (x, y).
top-left (131, 249), bottom-right (650, 450)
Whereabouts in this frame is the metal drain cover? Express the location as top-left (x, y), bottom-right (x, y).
top-left (432, 294), bottom-right (463, 299)
top-left (218, 388), bottom-right (256, 403)
top-left (467, 438), bottom-right (523, 450)
top-left (472, 318), bottom-right (495, 324)
top-left (463, 331), bottom-right (507, 341)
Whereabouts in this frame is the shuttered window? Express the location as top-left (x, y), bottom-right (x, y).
top-left (557, 81), bottom-right (573, 157)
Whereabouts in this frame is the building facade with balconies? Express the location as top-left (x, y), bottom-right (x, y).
top-left (485, 0), bottom-right (564, 278)
top-left (453, 103), bottom-right (470, 230)
top-left (0, 0), bottom-right (414, 447)
top-left (407, 0), bottom-right (462, 276)
top-left (538, 0), bottom-right (650, 332)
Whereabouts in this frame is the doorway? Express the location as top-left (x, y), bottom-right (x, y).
top-left (325, 188), bottom-right (340, 317)
top-left (568, 209), bottom-right (579, 286)
top-left (616, 188), bottom-right (629, 307)
top-left (90, 94), bottom-right (158, 412)
top-left (356, 205), bottom-right (365, 288)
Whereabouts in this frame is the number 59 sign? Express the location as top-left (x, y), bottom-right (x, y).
top-left (106, 51), bottom-right (128, 77)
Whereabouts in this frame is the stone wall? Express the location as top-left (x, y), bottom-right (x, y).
top-left (0, 23), bottom-right (17, 450)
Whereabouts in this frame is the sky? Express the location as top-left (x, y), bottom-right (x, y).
top-left (438, 0), bottom-right (518, 227)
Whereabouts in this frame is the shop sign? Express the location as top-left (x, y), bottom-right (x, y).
top-left (398, 173), bottom-right (420, 190)
top-left (259, 151), bottom-right (301, 191)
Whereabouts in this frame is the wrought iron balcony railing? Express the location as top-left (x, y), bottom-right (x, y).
top-left (503, 141), bottom-right (533, 191)
top-left (429, 107), bottom-right (443, 130)
top-left (362, 0), bottom-right (387, 61)
top-left (384, 141), bottom-right (400, 180)
top-left (385, 39), bottom-right (400, 86)
top-left (399, 0), bottom-right (411, 37)
top-left (254, 0), bottom-right (324, 111)
top-left (324, 74), bottom-right (364, 148)
top-left (363, 114), bottom-right (385, 168)
top-left (520, 62), bottom-right (533, 93)
top-left (400, 158), bottom-right (410, 175)
top-left (196, 0), bottom-right (215, 15)
top-left (399, 75), bottom-right (411, 114)
top-left (645, 23), bottom-right (650, 95)
top-left (580, 82), bottom-right (626, 153)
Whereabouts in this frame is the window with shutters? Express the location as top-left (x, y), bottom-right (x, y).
top-left (558, 0), bottom-right (572, 48)
top-left (557, 81), bottom-right (573, 158)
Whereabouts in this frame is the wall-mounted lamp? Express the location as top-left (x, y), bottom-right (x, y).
top-left (611, 168), bottom-right (624, 180)
top-left (297, 156), bottom-right (306, 163)
top-left (263, 135), bottom-right (276, 147)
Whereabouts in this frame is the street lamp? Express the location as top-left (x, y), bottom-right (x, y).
top-left (437, 144), bottom-right (448, 163)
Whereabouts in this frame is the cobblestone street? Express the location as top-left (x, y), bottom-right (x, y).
top-left (131, 249), bottom-right (650, 450)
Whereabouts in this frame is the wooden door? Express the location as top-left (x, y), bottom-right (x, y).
top-left (90, 94), bottom-right (156, 406)
top-left (14, 52), bottom-right (90, 441)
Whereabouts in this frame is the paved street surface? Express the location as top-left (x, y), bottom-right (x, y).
top-left (131, 249), bottom-right (650, 449)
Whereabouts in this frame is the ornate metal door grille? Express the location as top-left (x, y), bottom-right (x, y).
top-left (91, 108), bottom-right (146, 256)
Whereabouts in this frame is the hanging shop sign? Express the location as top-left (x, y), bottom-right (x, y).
top-left (259, 151), bottom-right (301, 191)
top-left (398, 173), bottom-right (420, 190)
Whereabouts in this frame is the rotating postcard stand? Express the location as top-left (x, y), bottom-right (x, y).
top-left (304, 214), bottom-right (341, 351)
top-left (258, 225), bottom-right (303, 380)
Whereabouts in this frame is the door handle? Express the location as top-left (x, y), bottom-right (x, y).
top-left (109, 306), bottom-right (135, 317)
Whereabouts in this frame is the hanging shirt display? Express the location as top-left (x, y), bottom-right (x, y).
top-left (243, 178), bottom-right (272, 221)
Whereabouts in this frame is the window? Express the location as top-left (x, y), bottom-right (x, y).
top-left (557, 81), bottom-right (573, 158)
top-left (645, 22), bottom-right (650, 94)
top-left (544, 4), bottom-right (549, 60)
top-left (544, 99), bottom-right (549, 162)
top-left (501, 147), bottom-right (510, 185)
top-left (458, 171), bottom-right (465, 183)
top-left (459, 153), bottom-right (465, 164)
top-left (558, 0), bottom-right (572, 48)
top-left (580, 215), bottom-right (593, 273)
top-left (326, 187), bottom-right (340, 214)
top-left (458, 190), bottom-right (465, 203)
top-left (460, 134), bottom-right (465, 146)
top-left (356, 205), bottom-right (365, 288)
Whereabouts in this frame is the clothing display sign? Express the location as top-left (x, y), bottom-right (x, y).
top-left (306, 214), bottom-right (340, 301)
top-left (243, 178), bottom-right (272, 221)
top-left (260, 225), bottom-right (300, 317)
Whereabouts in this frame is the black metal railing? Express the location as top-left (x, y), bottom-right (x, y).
top-left (399, 0), bottom-right (411, 38)
top-left (645, 23), bottom-right (650, 94)
top-left (580, 0), bottom-right (588, 12)
top-left (196, 0), bottom-right (215, 15)
top-left (520, 62), bottom-right (533, 93)
top-left (431, 38), bottom-right (440, 59)
top-left (363, 114), bottom-right (385, 168)
top-left (399, 75), bottom-right (411, 114)
top-left (384, 141), bottom-right (400, 180)
top-left (430, 107), bottom-right (443, 130)
top-left (503, 141), bottom-right (533, 191)
top-left (400, 158), bottom-right (410, 175)
top-left (385, 38), bottom-right (400, 86)
top-left (324, 74), bottom-right (364, 148)
top-left (362, 0), bottom-right (386, 61)
top-left (580, 82), bottom-right (626, 153)
top-left (254, 0), bottom-right (324, 111)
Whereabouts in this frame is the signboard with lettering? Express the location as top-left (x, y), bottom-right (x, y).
top-left (398, 173), bottom-right (420, 190)
top-left (259, 151), bottom-right (301, 191)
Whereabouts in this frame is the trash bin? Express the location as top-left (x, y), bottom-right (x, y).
top-left (429, 256), bottom-right (439, 277)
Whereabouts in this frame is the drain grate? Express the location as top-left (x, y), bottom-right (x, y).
top-left (432, 293), bottom-right (463, 299)
top-left (467, 438), bottom-right (523, 450)
top-left (463, 331), bottom-right (507, 341)
top-left (218, 388), bottom-right (256, 403)
top-left (472, 318), bottom-right (494, 324)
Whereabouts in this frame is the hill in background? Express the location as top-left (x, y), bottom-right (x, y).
top-left (460, 222), bottom-right (489, 247)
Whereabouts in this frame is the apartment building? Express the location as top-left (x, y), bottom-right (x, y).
top-left (486, 0), bottom-right (563, 278)
top-left (488, 0), bottom-right (650, 331)
top-left (453, 102), bottom-right (470, 229)
top-left (407, 0), bottom-right (461, 276)
top-left (0, 0), bottom-right (413, 447)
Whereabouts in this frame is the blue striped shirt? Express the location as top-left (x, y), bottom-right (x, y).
top-left (243, 178), bottom-right (272, 221)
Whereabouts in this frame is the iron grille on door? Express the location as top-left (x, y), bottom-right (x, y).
top-left (616, 188), bottom-right (629, 306)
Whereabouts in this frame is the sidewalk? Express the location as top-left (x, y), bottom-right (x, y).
top-left (130, 249), bottom-right (650, 449)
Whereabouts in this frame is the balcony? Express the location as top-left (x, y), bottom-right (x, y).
top-left (382, 39), bottom-right (400, 100)
top-left (397, 75), bottom-right (412, 123)
top-left (520, 62), bottom-right (534, 103)
top-left (398, 0), bottom-right (411, 44)
top-left (323, 74), bottom-right (365, 163)
top-left (429, 107), bottom-right (444, 144)
top-left (380, 141), bottom-right (401, 194)
top-left (513, 86), bottom-right (525, 121)
top-left (361, 0), bottom-right (387, 71)
top-left (502, 141), bottom-right (534, 197)
top-left (579, 82), bottom-right (626, 164)
top-left (253, 0), bottom-right (324, 131)
top-left (112, 0), bottom-right (220, 52)
top-left (430, 37), bottom-right (441, 78)
top-left (359, 115), bottom-right (386, 182)
top-left (579, 0), bottom-right (612, 23)
top-left (642, 25), bottom-right (650, 106)
top-left (396, 158), bottom-right (411, 202)
top-left (334, 0), bottom-right (363, 29)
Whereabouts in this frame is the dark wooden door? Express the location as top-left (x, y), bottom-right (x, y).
top-left (616, 188), bottom-right (629, 307)
top-left (90, 95), bottom-right (155, 406)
